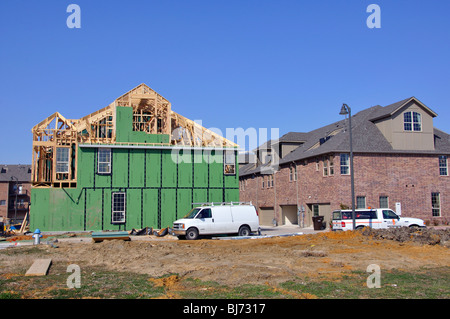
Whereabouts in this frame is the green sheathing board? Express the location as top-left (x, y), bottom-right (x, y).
top-left (30, 106), bottom-right (239, 231)
top-left (31, 147), bottom-right (239, 231)
top-left (115, 107), bottom-right (170, 144)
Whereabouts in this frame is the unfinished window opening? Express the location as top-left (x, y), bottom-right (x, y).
top-left (157, 118), bottom-right (163, 133)
top-left (224, 151), bottom-right (236, 175)
top-left (96, 117), bottom-right (113, 139)
top-left (98, 148), bottom-right (112, 174)
top-left (112, 192), bottom-right (126, 224)
top-left (133, 110), bottom-right (154, 133)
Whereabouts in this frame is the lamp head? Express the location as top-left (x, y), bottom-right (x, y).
top-left (340, 104), bottom-right (349, 115)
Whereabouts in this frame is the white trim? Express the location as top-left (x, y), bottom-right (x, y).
top-left (80, 144), bottom-right (241, 151)
top-left (97, 148), bottom-right (112, 174)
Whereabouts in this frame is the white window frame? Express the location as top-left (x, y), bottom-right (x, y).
top-left (379, 196), bottom-right (389, 208)
top-left (98, 148), bottom-right (112, 174)
top-left (431, 192), bottom-right (441, 217)
top-left (323, 157), bottom-right (328, 176)
top-left (329, 156), bottom-right (334, 176)
top-left (404, 111), bottom-right (422, 132)
top-left (439, 155), bottom-right (448, 176)
top-left (56, 147), bottom-right (70, 174)
top-left (112, 192), bottom-right (126, 224)
top-left (340, 153), bottom-right (350, 175)
top-left (356, 196), bottom-right (366, 209)
top-left (289, 166), bottom-right (297, 181)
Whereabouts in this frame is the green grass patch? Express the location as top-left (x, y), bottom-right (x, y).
top-left (280, 267), bottom-right (450, 299)
top-left (1, 266), bottom-right (448, 299)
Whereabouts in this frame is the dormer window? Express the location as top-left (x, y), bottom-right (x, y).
top-left (404, 111), bottom-right (422, 131)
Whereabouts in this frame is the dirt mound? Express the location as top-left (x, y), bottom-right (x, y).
top-left (360, 227), bottom-right (450, 246)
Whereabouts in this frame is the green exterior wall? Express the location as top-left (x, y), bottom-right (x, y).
top-left (30, 107), bottom-right (239, 231)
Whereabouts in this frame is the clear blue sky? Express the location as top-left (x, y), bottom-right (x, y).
top-left (1, 0), bottom-right (449, 163)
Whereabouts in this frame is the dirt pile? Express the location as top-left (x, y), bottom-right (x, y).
top-left (360, 227), bottom-right (450, 246)
top-left (1, 229), bottom-right (449, 287)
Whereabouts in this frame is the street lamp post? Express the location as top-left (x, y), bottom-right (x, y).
top-left (340, 104), bottom-right (356, 230)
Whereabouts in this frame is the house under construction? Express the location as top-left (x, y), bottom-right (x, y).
top-left (30, 84), bottom-right (239, 231)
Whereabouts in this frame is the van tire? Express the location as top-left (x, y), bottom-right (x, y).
top-left (186, 227), bottom-right (199, 240)
top-left (238, 225), bottom-right (251, 237)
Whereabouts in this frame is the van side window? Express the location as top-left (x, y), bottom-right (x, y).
top-left (197, 208), bottom-right (212, 219)
top-left (382, 210), bottom-right (398, 219)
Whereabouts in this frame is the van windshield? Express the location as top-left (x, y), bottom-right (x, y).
top-left (183, 208), bottom-right (201, 219)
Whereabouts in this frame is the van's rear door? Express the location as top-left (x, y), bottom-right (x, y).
top-left (332, 210), bottom-right (342, 230)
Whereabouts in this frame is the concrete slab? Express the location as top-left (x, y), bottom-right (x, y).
top-left (25, 259), bottom-right (52, 276)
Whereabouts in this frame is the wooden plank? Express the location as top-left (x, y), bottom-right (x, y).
top-left (25, 259), bottom-right (52, 276)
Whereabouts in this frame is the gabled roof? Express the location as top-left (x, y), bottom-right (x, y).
top-left (239, 97), bottom-right (449, 177)
top-left (369, 96), bottom-right (438, 121)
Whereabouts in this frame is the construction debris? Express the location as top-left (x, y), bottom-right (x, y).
top-left (129, 227), bottom-right (153, 236)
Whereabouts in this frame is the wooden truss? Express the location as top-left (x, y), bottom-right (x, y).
top-left (31, 83), bottom-right (237, 187)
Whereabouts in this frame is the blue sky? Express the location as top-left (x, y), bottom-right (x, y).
top-left (1, 0), bottom-right (449, 163)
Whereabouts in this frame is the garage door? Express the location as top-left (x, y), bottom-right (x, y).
top-left (258, 207), bottom-right (274, 226)
top-left (281, 205), bottom-right (298, 225)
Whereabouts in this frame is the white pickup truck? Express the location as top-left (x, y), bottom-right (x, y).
top-left (332, 208), bottom-right (426, 231)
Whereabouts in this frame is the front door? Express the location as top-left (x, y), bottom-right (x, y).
top-left (382, 209), bottom-right (400, 228)
top-left (195, 208), bottom-right (213, 234)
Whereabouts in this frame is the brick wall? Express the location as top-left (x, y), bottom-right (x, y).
top-left (0, 182), bottom-right (8, 219)
top-left (240, 153), bottom-right (449, 225)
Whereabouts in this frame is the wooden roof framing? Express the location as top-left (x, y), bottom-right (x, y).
top-left (31, 83), bottom-right (237, 187)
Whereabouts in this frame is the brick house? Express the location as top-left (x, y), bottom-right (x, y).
top-left (0, 165), bottom-right (32, 223)
top-left (239, 97), bottom-right (450, 228)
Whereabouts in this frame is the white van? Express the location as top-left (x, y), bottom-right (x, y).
top-left (173, 202), bottom-right (260, 240)
top-left (332, 208), bottom-right (426, 231)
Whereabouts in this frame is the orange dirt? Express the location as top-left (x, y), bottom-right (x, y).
top-left (1, 229), bottom-right (449, 287)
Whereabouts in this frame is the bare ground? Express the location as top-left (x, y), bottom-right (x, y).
top-left (1, 228), bottom-right (448, 287)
